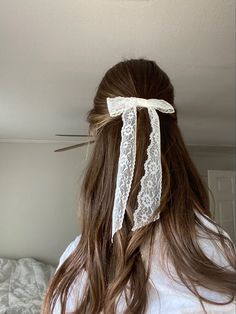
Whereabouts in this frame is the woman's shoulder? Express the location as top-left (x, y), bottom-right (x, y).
top-left (57, 235), bottom-right (81, 269)
top-left (142, 209), bottom-right (235, 271)
top-left (194, 209), bottom-right (234, 244)
top-left (194, 209), bottom-right (232, 239)
top-left (193, 209), bottom-right (235, 269)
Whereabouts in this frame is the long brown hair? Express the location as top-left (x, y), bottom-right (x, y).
top-left (42, 58), bottom-right (236, 314)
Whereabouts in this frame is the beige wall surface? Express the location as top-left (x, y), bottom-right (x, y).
top-left (0, 143), bottom-right (235, 266)
top-left (0, 142), bottom-right (89, 266)
top-left (188, 145), bottom-right (236, 183)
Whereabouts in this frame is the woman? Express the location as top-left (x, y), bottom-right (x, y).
top-left (42, 58), bottom-right (236, 313)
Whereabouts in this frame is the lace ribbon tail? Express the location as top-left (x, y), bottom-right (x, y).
top-left (111, 107), bottom-right (137, 242)
top-left (132, 107), bottom-right (161, 231)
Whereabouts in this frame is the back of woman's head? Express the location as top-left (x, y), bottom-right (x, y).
top-left (42, 58), bottom-right (236, 314)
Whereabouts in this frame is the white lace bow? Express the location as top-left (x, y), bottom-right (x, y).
top-left (107, 96), bottom-right (175, 242)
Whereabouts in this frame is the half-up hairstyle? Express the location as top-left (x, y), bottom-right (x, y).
top-left (42, 58), bottom-right (236, 314)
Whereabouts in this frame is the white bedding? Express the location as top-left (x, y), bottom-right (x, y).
top-left (0, 257), bottom-right (56, 314)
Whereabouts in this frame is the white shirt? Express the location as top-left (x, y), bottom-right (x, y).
top-left (53, 211), bottom-right (236, 313)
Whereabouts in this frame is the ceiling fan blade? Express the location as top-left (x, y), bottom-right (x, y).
top-left (54, 140), bottom-right (95, 152)
top-left (55, 134), bottom-right (94, 137)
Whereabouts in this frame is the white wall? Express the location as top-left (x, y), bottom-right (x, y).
top-left (0, 142), bottom-right (89, 266)
top-left (187, 145), bottom-right (236, 182)
top-left (0, 142), bottom-right (235, 266)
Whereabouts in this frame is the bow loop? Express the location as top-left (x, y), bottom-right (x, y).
top-left (107, 96), bottom-right (175, 117)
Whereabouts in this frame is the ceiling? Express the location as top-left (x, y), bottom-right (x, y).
top-left (0, 0), bottom-right (235, 146)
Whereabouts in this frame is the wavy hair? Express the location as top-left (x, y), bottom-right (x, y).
top-left (42, 58), bottom-right (236, 314)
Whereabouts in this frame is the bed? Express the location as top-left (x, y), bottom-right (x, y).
top-left (0, 257), bottom-right (56, 314)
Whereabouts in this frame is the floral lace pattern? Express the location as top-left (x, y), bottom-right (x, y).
top-left (132, 106), bottom-right (161, 230)
top-left (107, 97), bottom-right (175, 241)
top-left (107, 96), bottom-right (174, 117)
top-left (110, 106), bottom-right (137, 240)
